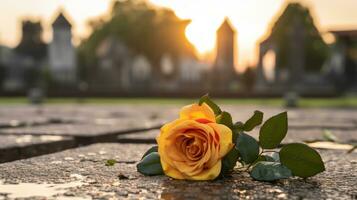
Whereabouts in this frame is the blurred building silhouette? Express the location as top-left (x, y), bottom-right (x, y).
top-left (94, 37), bottom-right (133, 92)
top-left (2, 20), bottom-right (47, 91)
top-left (255, 3), bottom-right (335, 96)
top-left (49, 11), bottom-right (76, 85)
top-left (211, 18), bottom-right (238, 92)
top-left (0, 10), bottom-right (76, 94)
top-left (92, 35), bottom-right (207, 95)
top-left (0, 1), bottom-right (356, 97)
top-left (16, 21), bottom-right (47, 60)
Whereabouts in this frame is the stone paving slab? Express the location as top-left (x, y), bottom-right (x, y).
top-left (117, 130), bottom-right (158, 143)
top-left (0, 105), bottom-right (177, 125)
top-left (226, 106), bottom-right (357, 129)
top-left (0, 117), bottom-right (65, 129)
top-left (249, 129), bottom-right (357, 145)
top-left (0, 135), bottom-right (75, 163)
top-left (0, 119), bottom-right (162, 137)
top-left (1, 105), bottom-right (356, 129)
top-left (0, 143), bottom-right (356, 200)
top-left (0, 106), bottom-right (78, 128)
top-left (283, 129), bottom-right (357, 144)
top-left (0, 135), bottom-right (73, 149)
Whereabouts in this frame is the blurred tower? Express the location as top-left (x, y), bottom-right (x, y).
top-left (212, 18), bottom-right (237, 91)
top-left (15, 20), bottom-right (47, 60)
top-left (49, 10), bottom-right (76, 85)
top-left (11, 20), bottom-right (47, 91)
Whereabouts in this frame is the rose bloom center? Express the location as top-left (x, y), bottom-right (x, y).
top-left (176, 129), bottom-right (209, 161)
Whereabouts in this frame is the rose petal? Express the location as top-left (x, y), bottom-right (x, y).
top-left (209, 123), bottom-right (234, 158)
top-left (179, 103), bottom-right (216, 122)
top-left (190, 161), bottom-right (222, 180)
top-left (160, 158), bottom-right (185, 179)
top-left (172, 160), bottom-right (202, 176)
top-left (159, 119), bottom-right (186, 135)
top-left (157, 119), bottom-right (190, 162)
top-left (205, 142), bottom-right (220, 167)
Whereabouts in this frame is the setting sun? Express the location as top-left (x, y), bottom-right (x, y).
top-left (185, 20), bottom-right (216, 55)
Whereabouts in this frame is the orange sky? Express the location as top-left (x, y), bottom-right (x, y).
top-left (0, 0), bottom-right (356, 71)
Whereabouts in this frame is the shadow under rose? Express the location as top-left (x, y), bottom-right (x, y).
top-left (160, 178), bottom-right (237, 200)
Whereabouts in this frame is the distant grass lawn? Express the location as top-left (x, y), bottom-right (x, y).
top-left (0, 96), bottom-right (357, 108)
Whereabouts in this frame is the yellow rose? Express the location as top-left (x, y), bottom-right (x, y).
top-left (156, 103), bottom-right (234, 180)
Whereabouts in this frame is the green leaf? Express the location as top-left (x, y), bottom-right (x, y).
top-left (250, 161), bottom-right (292, 181)
top-left (216, 111), bottom-right (233, 129)
top-left (137, 152), bottom-right (164, 176)
top-left (236, 133), bottom-right (260, 164)
top-left (141, 146), bottom-right (158, 160)
top-left (244, 110), bottom-right (263, 131)
top-left (198, 94), bottom-right (222, 115)
top-left (279, 143), bottom-right (325, 178)
top-left (105, 159), bottom-right (117, 166)
top-left (259, 112), bottom-right (288, 149)
top-left (221, 148), bottom-right (239, 174)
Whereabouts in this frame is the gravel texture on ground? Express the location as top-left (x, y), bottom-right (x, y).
top-left (0, 143), bottom-right (355, 200)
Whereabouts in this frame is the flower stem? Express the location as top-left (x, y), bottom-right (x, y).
top-left (244, 151), bottom-right (263, 172)
top-left (244, 149), bottom-right (279, 172)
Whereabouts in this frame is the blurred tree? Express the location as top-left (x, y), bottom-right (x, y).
top-left (270, 3), bottom-right (328, 72)
top-left (78, 0), bottom-right (196, 80)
